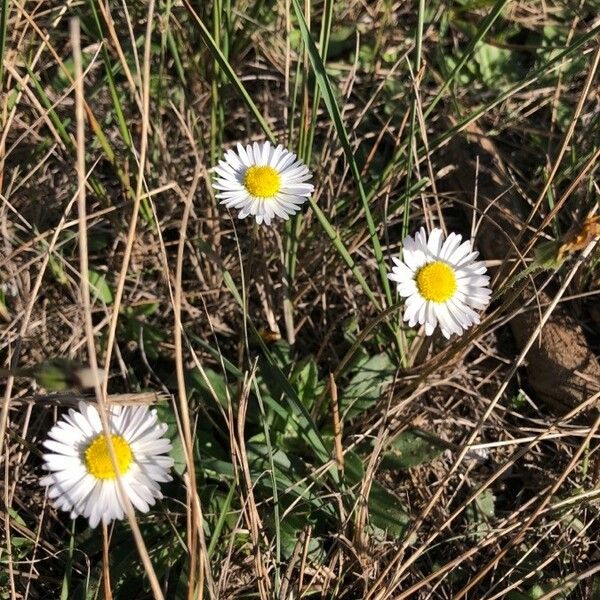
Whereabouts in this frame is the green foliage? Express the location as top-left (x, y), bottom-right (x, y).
top-left (176, 339), bottom-right (413, 566)
top-left (290, 356), bottom-right (322, 411)
top-left (381, 429), bottom-right (446, 470)
top-left (4, 0), bottom-right (598, 596)
top-left (465, 488), bottom-right (496, 539)
top-left (88, 269), bottom-right (113, 304)
top-left (0, 510), bottom-right (33, 598)
top-left (340, 352), bottom-right (396, 419)
top-left (121, 303), bottom-right (165, 361)
top-left (345, 451), bottom-right (410, 537)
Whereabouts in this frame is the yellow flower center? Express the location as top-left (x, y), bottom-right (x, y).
top-left (84, 434), bottom-right (133, 480)
top-left (243, 165), bottom-right (281, 198)
top-left (416, 261), bottom-right (457, 303)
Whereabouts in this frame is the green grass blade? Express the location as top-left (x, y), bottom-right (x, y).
top-left (204, 245), bottom-right (340, 478)
top-left (304, 0), bottom-right (334, 159)
top-left (291, 0), bottom-right (393, 309)
top-left (182, 0), bottom-right (276, 144)
top-left (423, 0), bottom-right (509, 120)
top-left (308, 200), bottom-right (382, 310)
top-left (88, 0), bottom-right (133, 148)
top-left (0, 0), bottom-right (9, 91)
top-left (372, 0), bottom-right (509, 204)
top-left (25, 65), bottom-right (72, 148)
top-left (401, 0), bottom-right (426, 238)
top-left (368, 23), bottom-right (600, 205)
top-left (253, 381), bottom-right (282, 593)
top-left (59, 520), bottom-right (76, 600)
top-left (184, 1), bottom-right (381, 310)
top-left (207, 483), bottom-right (235, 557)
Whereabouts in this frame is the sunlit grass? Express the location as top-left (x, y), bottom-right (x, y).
top-left (1, 1), bottom-right (599, 598)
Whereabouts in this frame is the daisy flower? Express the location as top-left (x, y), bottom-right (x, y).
top-left (212, 141), bottom-right (314, 225)
top-left (388, 227), bottom-right (492, 338)
top-left (40, 402), bottom-right (174, 528)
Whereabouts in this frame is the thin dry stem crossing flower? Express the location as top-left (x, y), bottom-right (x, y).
top-left (2, 2), bottom-right (599, 598)
top-left (69, 17), bottom-right (165, 600)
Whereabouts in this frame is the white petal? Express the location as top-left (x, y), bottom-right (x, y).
top-left (427, 228), bottom-right (444, 256)
top-left (440, 232), bottom-right (462, 260)
top-left (403, 295), bottom-right (425, 327)
top-left (415, 227), bottom-right (429, 252)
top-left (448, 240), bottom-right (473, 265)
top-left (388, 261), bottom-right (413, 284)
top-left (402, 236), bottom-right (427, 271)
top-left (423, 303), bottom-right (438, 336)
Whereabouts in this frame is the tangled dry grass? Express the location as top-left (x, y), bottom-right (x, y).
top-left (1, 0), bottom-right (600, 598)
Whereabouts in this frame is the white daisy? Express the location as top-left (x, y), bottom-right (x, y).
top-left (212, 141), bottom-right (314, 225)
top-left (40, 401), bottom-right (174, 528)
top-left (388, 227), bottom-right (492, 338)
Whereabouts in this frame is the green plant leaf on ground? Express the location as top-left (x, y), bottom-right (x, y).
top-left (381, 429), bottom-right (446, 470)
top-left (345, 451), bottom-right (410, 538)
top-left (340, 352), bottom-right (396, 419)
top-left (186, 366), bottom-right (230, 409)
top-left (466, 488), bottom-right (496, 539)
top-left (290, 356), bottom-right (322, 411)
top-left (368, 481), bottom-right (411, 537)
top-left (88, 269), bottom-right (113, 304)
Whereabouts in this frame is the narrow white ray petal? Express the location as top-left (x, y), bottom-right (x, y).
top-left (389, 261), bottom-right (414, 282)
top-left (270, 144), bottom-right (284, 167)
top-left (224, 149), bottom-right (242, 169)
top-left (237, 143), bottom-right (251, 167)
top-left (427, 228), bottom-right (444, 256)
top-left (440, 232), bottom-right (462, 260)
top-left (424, 303), bottom-right (437, 336)
top-left (448, 239), bottom-right (473, 264)
top-left (279, 184), bottom-right (314, 196)
top-left (402, 238), bottom-right (427, 271)
top-left (397, 281), bottom-right (418, 297)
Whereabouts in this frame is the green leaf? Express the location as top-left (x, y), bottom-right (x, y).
top-left (340, 352), bottom-right (396, 419)
top-left (253, 340), bottom-right (335, 476)
top-left (291, 356), bottom-right (321, 411)
top-left (466, 488), bottom-right (496, 538)
top-left (277, 514), bottom-right (323, 560)
top-left (381, 430), bottom-right (446, 470)
top-left (88, 270), bottom-right (113, 304)
top-left (49, 254), bottom-right (68, 284)
top-left (345, 451), bottom-right (410, 538)
top-left (187, 366), bottom-right (229, 409)
top-left (122, 306), bottom-right (165, 360)
top-left (245, 443), bottom-right (336, 518)
top-left (326, 25), bottom-right (357, 60)
top-left (476, 489), bottom-right (496, 518)
top-left (368, 482), bottom-right (411, 538)
top-left (474, 42), bottom-right (521, 83)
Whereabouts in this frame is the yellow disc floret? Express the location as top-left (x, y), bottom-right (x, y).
top-left (243, 165), bottom-right (281, 198)
top-left (416, 261), bottom-right (457, 303)
top-left (85, 434), bottom-right (133, 480)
